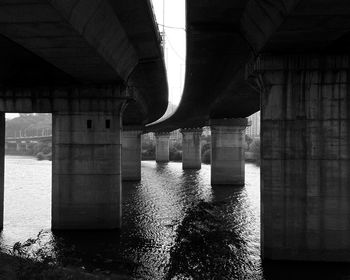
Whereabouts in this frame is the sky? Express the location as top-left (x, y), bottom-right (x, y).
top-left (151, 0), bottom-right (186, 106)
top-left (7, 1), bottom-right (186, 120)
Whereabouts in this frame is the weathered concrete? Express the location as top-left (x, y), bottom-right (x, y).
top-left (260, 55), bottom-right (350, 262)
top-left (0, 113), bottom-right (4, 229)
top-left (210, 118), bottom-right (248, 185)
top-left (181, 128), bottom-right (202, 169)
top-left (52, 100), bottom-right (126, 229)
top-left (0, 86), bottom-right (129, 113)
top-left (0, 1), bottom-right (168, 125)
top-left (155, 132), bottom-right (170, 162)
top-left (122, 128), bottom-right (142, 181)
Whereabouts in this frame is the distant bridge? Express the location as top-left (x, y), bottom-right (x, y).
top-left (5, 130), bottom-right (52, 153)
top-left (5, 129), bottom-right (52, 143)
top-left (5, 135), bottom-right (51, 142)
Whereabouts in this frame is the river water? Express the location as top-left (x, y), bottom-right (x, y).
top-left (1, 155), bottom-right (350, 279)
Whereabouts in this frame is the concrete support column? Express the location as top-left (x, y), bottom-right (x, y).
top-left (0, 113), bottom-right (4, 229)
top-left (210, 118), bottom-right (248, 185)
top-left (122, 127), bottom-right (143, 181)
top-left (25, 141), bottom-right (30, 151)
top-left (155, 132), bottom-right (170, 162)
top-left (180, 128), bottom-right (202, 169)
top-left (258, 55), bottom-right (350, 261)
top-left (52, 106), bottom-right (125, 229)
top-left (16, 141), bottom-right (20, 152)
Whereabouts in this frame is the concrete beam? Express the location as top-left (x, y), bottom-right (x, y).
top-left (180, 128), bottom-right (202, 169)
top-left (122, 127), bottom-right (143, 181)
top-left (0, 85), bottom-right (129, 113)
top-left (0, 0), bottom-right (138, 83)
top-left (210, 118), bottom-right (248, 185)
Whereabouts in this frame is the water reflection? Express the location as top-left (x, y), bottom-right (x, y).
top-left (122, 161), bottom-right (214, 278)
top-left (1, 156), bottom-right (350, 279)
top-left (0, 156), bottom-right (51, 248)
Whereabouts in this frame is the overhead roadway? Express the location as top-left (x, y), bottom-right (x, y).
top-left (148, 0), bottom-right (350, 132)
top-left (0, 0), bottom-right (168, 125)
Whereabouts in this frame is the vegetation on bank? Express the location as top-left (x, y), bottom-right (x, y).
top-left (141, 136), bottom-right (183, 162)
top-left (6, 114), bottom-right (52, 161)
top-left (6, 141), bottom-right (52, 161)
top-left (6, 114), bottom-right (51, 138)
top-left (0, 231), bottom-right (130, 280)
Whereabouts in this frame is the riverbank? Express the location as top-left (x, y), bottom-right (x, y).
top-left (0, 252), bottom-right (130, 280)
top-left (5, 140), bottom-right (52, 161)
top-left (5, 151), bottom-right (51, 161)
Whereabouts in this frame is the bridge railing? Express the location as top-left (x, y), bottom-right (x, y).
top-left (5, 128), bottom-right (52, 140)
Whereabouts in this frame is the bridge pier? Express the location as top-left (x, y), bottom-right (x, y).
top-left (16, 141), bottom-right (21, 152)
top-left (25, 141), bottom-right (30, 151)
top-left (181, 128), bottom-right (202, 169)
top-left (155, 132), bottom-right (170, 163)
top-left (52, 97), bottom-right (127, 229)
top-left (0, 113), bottom-right (4, 229)
top-left (259, 55), bottom-right (350, 261)
top-left (210, 118), bottom-right (248, 185)
top-left (122, 127), bottom-right (143, 181)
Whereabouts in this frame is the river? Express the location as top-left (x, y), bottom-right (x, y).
top-left (0, 155), bottom-right (350, 279)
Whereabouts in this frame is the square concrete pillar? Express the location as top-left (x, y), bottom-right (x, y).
top-left (210, 118), bottom-right (248, 185)
top-left (155, 132), bottom-right (170, 162)
top-left (181, 128), bottom-right (202, 169)
top-left (52, 110), bottom-right (124, 229)
top-left (0, 113), bottom-right (4, 229)
top-left (258, 55), bottom-right (350, 261)
top-left (122, 128), bottom-right (143, 181)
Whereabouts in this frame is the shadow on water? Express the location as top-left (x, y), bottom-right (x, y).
top-left (155, 162), bottom-right (169, 173)
top-left (51, 230), bottom-right (127, 271)
top-left (164, 183), bottom-right (264, 280)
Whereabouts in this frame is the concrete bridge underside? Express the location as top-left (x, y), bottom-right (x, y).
top-left (0, 0), bottom-right (168, 230)
top-left (147, 0), bottom-right (350, 263)
top-left (0, 0), bottom-right (350, 264)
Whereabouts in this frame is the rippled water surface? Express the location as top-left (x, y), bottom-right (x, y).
top-left (1, 156), bottom-right (350, 279)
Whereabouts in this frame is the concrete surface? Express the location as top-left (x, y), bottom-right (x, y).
top-left (155, 132), bottom-right (170, 163)
top-left (261, 55), bottom-right (350, 262)
top-left (210, 118), bottom-right (248, 185)
top-left (52, 109), bottom-right (124, 229)
top-left (181, 128), bottom-right (202, 169)
top-left (122, 128), bottom-right (142, 181)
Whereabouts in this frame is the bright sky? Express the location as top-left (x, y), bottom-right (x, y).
top-left (151, 0), bottom-right (186, 106)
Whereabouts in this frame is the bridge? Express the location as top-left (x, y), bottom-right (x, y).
top-left (5, 129), bottom-right (52, 152)
top-left (6, 135), bottom-right (51, 142)
top-left (0, 0), bottom-right (168, 231)
top-left (0, 0), bottom-right (349, 264)
top-left (145, 0), bottom-right (350, 263)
